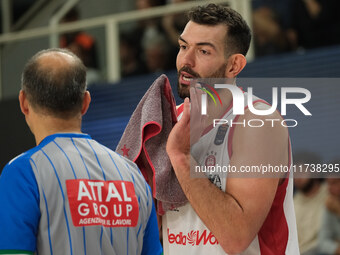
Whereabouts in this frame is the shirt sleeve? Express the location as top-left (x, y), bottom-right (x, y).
top-left (318, 207), bottom-right (339, 254)
top-left (141, 187), bottom-right (163, 255)
top-left (0, 156), bottom-right (40, 254)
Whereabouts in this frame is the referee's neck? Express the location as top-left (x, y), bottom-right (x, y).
top-left (31, 114), bottom-right (82, 145)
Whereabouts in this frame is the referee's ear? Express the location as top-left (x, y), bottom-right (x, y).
top-left (81, 91), bottom-right (91, 116)
top-left (19, 90), bottom-right (29, 116)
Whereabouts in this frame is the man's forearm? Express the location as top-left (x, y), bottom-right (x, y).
top-left (170, 155), bottom-right (252, 254)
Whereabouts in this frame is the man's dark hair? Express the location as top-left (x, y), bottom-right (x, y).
top-left (188, 4), bottom-right (251, 56)
top-left (21, 48), bottom-right (87, 119)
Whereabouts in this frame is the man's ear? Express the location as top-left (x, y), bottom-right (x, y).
top-left (81, 91), bottom-right (91, 116)
top-left (19, 90), bottom-right (29, 116)
top-left (225, 54), bottom-right (247, 78)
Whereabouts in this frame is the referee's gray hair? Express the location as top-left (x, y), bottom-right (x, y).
top-left (21, 48), bottom-right (87, 118)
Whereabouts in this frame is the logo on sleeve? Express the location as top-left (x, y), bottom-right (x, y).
top-left (66, 179), bottom-right (139, 227)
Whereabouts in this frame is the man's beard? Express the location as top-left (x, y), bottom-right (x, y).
top-left (177, 63), bottom-right (227, 99)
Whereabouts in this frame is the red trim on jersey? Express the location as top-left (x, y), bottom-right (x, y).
top-left (177, 104), bottom-right (184, 116)
top-left (258, 176), bottom-right (289, 254)
top-left (227, 99), bottom-right (292, 254)
top-left (288, 137), bottom-right (292, 168)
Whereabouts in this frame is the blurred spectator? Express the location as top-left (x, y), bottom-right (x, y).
top-left (293, 151), bottom-right (328, 255)
top-left (162, 0), bottom-right (189, 67)
top-left (162, 0), bottom-right (189, 46)
top-left (134, 0), bottom-right (166, 49)
top-left (136, 0), bottom-right (166, 10)
top-left (129, 0), bottom-right (174, 74)
top-left (120, 33), bottom-right (147, 77)
top-left (144, 32), bottom-right (172, 73)
top-left (252, 0), bottom-right (294, 56)
top-left (287, 0), bottom-right (340, 50)
top-left (318, 160), bottom-right (340, 255)
top-left (60, 7), bottom-right (100, 84)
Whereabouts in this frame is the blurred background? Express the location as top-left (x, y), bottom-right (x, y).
top-left (0, 0), bottom-right (339, 169)
top-left (1, 1), bottom-right (340, 254)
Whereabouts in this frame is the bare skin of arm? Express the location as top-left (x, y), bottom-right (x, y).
top-left (166, 98), bottom-right (288, 254)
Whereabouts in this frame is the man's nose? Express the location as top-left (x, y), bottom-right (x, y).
top-left (181, 48), bottom-right (195, 68)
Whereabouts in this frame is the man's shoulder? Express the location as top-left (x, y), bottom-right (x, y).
top-left (98, 141), bottom-right (146, 183)
top-left (244, 100), bottom-right (284, 120)
top-left (4, 146), bottom-right (40, 171)
top-left (0, 147), bottom-right (39, 201)
top-left (237, 100), bottom-right (287, 136)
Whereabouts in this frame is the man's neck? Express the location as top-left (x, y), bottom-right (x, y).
top-left (32, 116), bottom-right (82, 145)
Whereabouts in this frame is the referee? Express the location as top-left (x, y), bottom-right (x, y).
top-left (0, 48), bottom-right (162, 255)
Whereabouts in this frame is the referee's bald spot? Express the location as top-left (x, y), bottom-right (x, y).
top-left (37, 51), bottom-right (77, 72)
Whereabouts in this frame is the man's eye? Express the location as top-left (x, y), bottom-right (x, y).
top-left (201, 50), bottom-right (209, 55)
top-left (179, 45), bottom-right (187, 50)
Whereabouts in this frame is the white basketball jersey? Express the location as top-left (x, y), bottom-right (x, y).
top-left (163, 93), bottom-right (300, 255)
